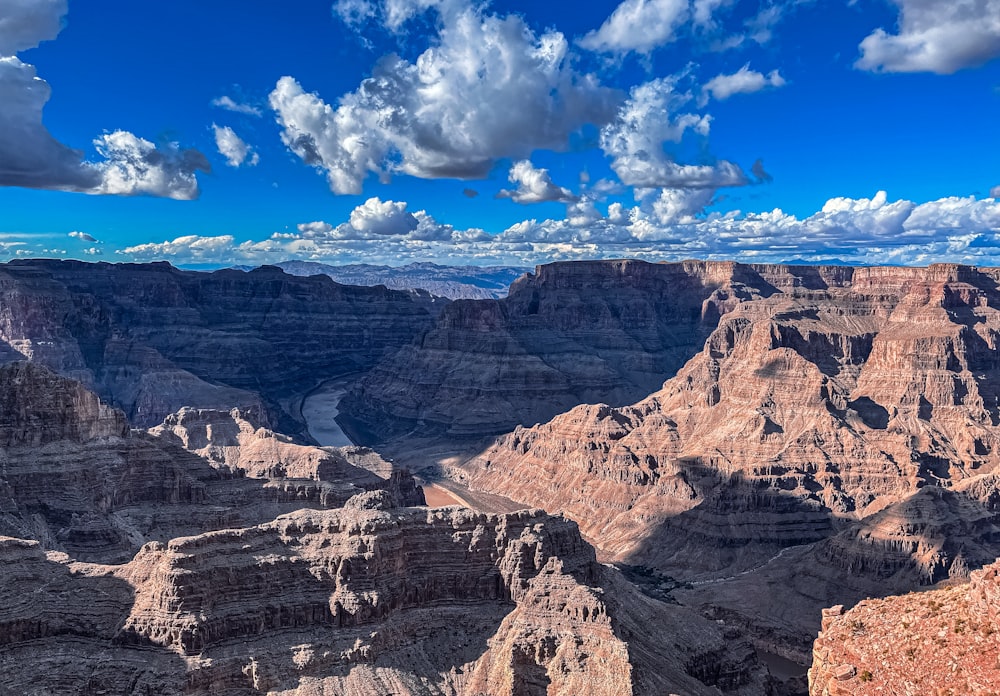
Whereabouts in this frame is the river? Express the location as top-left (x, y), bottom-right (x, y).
top-left (300, 378), bottom-right (356, 448)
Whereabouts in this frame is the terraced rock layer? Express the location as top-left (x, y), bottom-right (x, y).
top-left (449, 262), bottom-right (1000, 655)
top-left (342, 259), bottom-right (779, 440)
top-left (0, 259), bottom-right (437, 429)
top-left (0, 362), bottom-right (422, 563)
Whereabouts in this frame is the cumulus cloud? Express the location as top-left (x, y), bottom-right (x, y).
top-left (211, 95), bottom-right (262, 117)
top-left (348, 197), bottom-right (418, 236)
top-left (0, 0), bottom-right (208, 198)
top-left (213, 124), bottom-right (259, 167)
top-left (68, 230), bottom-right (97, 242)
top-left (270, 4), bottom-right (619, 194)
top-left (497, 160), bottom-right (576, 204)
top-left (113, 191), bottom-right (1000, 268)
top-left (857, 0), bottom-right (1000, 74)
top-left (700, 65), bottom-right (785, 104)
top-left (91, 131), bottom-right (209, 199)
top-left (579, 0), bottom-right (689, 55)
top-left (599, 77), bottom-right (746, 189)
top-left (992, 185), bottom-right (1000, 199)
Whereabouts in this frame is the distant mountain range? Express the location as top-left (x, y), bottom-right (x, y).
top-left (238, 261), bottom-right (529, 300)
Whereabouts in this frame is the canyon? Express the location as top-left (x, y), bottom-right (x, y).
top-left (3, 258), bottom-right (1000, 694)
top-left (0, 360), bottom-right (769, 695)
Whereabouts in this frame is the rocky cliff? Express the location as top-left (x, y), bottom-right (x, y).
top-left (808, 559), bottom-right (1000, 695)
top-left (342, 259), bottom-right (786, 441)
top-left (0, 363), bottom-right (422, 563)
top-left (0, 259), bottom-right (437, 430)
top-left (0, 360), bottom-right (774, 695)
top-left (0, 504), bottom-right (769, 696)
top-left (449, 263), bottom-right (1000, 656)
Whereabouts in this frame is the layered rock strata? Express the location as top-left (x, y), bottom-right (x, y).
top-left (808, 560), bottom-right (1000, 695)
top-left (0, 363), bottom-right (421, 563)
top-left (0, 505), bottom-right (769, 695)
top-left (451, 263), bottom-right (1000, 655)
top-left (0, 259), bottom-right (437, 429)
top-left (343, 259), bottom-right (784, 440)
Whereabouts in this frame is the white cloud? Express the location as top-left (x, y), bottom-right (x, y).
top-left (211, 95), bottom-right (262, 117)
top-left (700, 65), bottom-right (785, 104)
top-left (91, 131), bottom-right (209, 200)
top-left (121, 234), bottom-right (237, 260)
top-left (112, 192), bottom-right (1000, 268)
top-left (497, 160), bottom-right (576, 204)
top-left (270, 5), bottom-right (618, 194)
top-left (213, 124), bottom-right (259, 168)
top-left (692, 0), bottom-right (730, 28)
top-left (68, 230), bottom-right (97, 242)
top-left (0, 0), bottom-right (64, 55)
top-left (348, 197), bottom-right (418, 236)
top-left (991, 185), bottom-right (1000, 199)
top-left (0, 1), bottom-right (208, 198)
top-left (647, 187), bottom-right (716, 225)
top-left (579, 0), bottom-right (689, 55)
top-left (599, 77), bottom-right (746, 189)
top-left (857, 0), bottom-right (1000, 74)
top-left (333, 0), bottom-right (376, 26)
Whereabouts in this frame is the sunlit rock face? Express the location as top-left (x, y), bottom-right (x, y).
top-left (808, 559), bottom-right (1000, 695)
top-left (451, 262), bottom-right (1000, 654)
top-left (0, 259), bottom-right (438, 430)
top-left (342, 259), bottom-right (787, 441)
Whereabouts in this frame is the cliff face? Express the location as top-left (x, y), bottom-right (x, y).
top-left (342, 259), bottom-right (790, 440)
top-left (808, 559), bottom-right (1000, 695)
top-left (0, 363), bottom-right (422, 563)
top-left (0, 505), bottom-right (769, 696)
top-left (0, 260), bottom-right (437, 429)
top-left (0, 360), bottom-right (772, 695)
top-left (452, 263), bottom-right (1000, 653)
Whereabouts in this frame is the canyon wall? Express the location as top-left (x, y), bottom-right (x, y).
top-left (446, 262), bottom-right (1000, 654)
top-left (0, 259), bottom-right (437, 430)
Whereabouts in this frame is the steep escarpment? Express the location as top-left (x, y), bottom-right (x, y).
top-left (0, 505), bottom-right (769, 696)
top-left (342, 259), bottom-right (792, 441)
top-left (0, 363), bottom-right (421, 563)
top-left (0, 259), bottom-right (437, 429)
top-left (808, 560), bottom-right (1000, 695)
top-left (456, 263), bottom-right (1000, 655)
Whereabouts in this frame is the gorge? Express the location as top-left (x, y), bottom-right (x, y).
top-left (2, 257), bottom-right (1000, 695)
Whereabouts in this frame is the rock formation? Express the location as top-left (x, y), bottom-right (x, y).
top-left (0, 362), bottom-right (422, 563)
top-left (0, 359), bottom-right (773, 694)
top-left (272, 260), bottom-right (527, 300)
top-left (0, 505), bottom-right (769, 695)
top-left (808, 560), bottom-right (1000, 695)
top-left (0, 259), bottom-right (437, 430)
top-left (446, 262), bottom-right (1000, 658)
top-left (342, 259), bottom-right (779, 440)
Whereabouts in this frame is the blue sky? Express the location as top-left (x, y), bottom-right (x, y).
top-left (0, 0), bottom-right (998, 266)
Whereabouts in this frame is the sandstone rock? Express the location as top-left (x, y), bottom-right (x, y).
top-left (445, 262), bottom-right (1000, 658)
top-left (0, 364), bottom-right (421, 563)
top-left (342, 259), bottom-right (782, 441)
top-left (0, 508), bottom-right (770, 695)
top-left (808, 559), bottom-right (1000, 695)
